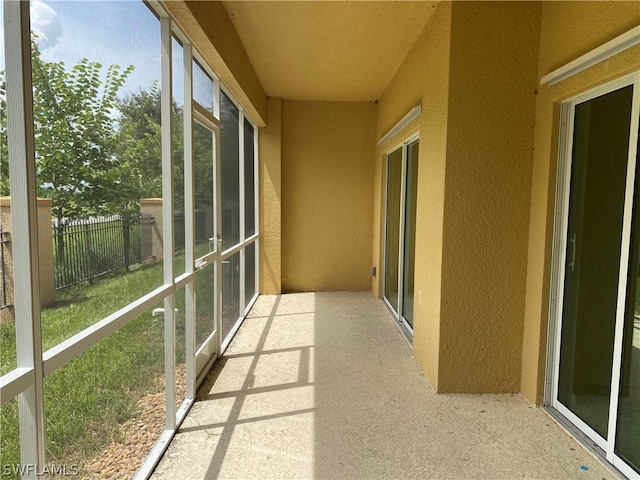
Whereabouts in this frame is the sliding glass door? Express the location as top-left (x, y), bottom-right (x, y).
top-left (383, 136), bottom-right (419, 336)
top-left (550, 72), bottom-right (640, 478)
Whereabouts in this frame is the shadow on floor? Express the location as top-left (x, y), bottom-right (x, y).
top-left (151, 292), bottom-right (615, 479)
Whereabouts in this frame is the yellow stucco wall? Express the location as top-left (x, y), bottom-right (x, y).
top-left (436, 1), bottom-right (541, 393)
top-left (259, 97), bottom-right (283, 294)
top-left (375, 1), bottom-right (541, 392)
top-left (374, 2), bottom-right (452, 388)
top-left (521, 1), bottom-right (640, 404)
top-left (281, 101), bottom-right (376, 292)
top-left (164, 1), bottom-right (267, 126)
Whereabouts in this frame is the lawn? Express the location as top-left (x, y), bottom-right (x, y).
top-left (0, 242), bottom-right (215, 478)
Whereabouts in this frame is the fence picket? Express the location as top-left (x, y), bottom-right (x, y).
top-left (52, 214), bottom-right (148, 290)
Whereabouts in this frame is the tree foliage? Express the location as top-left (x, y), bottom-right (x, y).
top-left (115, 85), bottom-right (186, 209)
top-left (30, 38), bottom-right (135, 220)
top-left (0, 35), bottom-right (218, 223)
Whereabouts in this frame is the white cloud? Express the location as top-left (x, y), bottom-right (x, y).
top-left (30, 0), bottom-right (62, 50)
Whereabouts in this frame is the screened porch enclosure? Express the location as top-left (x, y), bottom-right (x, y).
top-left (2, 1), bottom-right (640, 479)
top-left (0, 1), bottom-right (258, 477)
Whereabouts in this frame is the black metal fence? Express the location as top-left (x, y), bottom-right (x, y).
top-left (174, 209), bottom-right (208, 249)
top-left (52, 210), bottom-right (208, 291)
top-left (53, 214), bottom-right (144, 290)
top-left (0, 225), bottom-right (11, 310)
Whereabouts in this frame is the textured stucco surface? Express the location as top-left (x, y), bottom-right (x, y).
top-left (522, 1), bottom-right (640, 404)
top-left (259, 98), bottom-right (282, 295)
top-left (281, 101), bottom-right (376, 292)
top-left (537, 1), bottom-right (640, 77)
top-left (163, 1), bottom-right (267, 125)
top-left (375, 1), bottom-right (540, 394)
top-left (374, 2), bottom-right (452, 388)
top-left (437, 1), bottom-right (541, 393)
top-left (222, 1), bottom-right (437, 101)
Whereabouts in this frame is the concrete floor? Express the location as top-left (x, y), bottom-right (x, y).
top-left (151, 292), bottom-right (616, 479)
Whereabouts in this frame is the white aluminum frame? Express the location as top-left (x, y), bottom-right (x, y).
top-left (540, 26), bottom-right (640, 86)
top-left (0, 1), bottom-right (261, 478)
top-left (4, 2), bottom-right (46, 474)
top-left (191, 111), bottom-right (221, 381)
top-left (381, 133), bottom-right (419, 341)
top-left (378, 105), bottom-right (422, 146)
top-left (546, 71), bottom-right (640, 479)
top-left (218, 83), bottom-right (260, 353)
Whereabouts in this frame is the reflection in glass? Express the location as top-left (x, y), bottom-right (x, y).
top-left (616, 132), bottom-right (640, 473)
top-left (384, 148), bottom-right (403, 312)
top-left (194, 122), bottom-right (215, 253)
top-left (195, 267), bottom-right (216, 350)
top-left (222, 252), bottom-right (240, 343)
top-left (244, 118), bottom-right (256, 238)
top-left (402, 141), bottom-right (419, 328)
top-left (221, 92), bottom-right (240, 251)
top-left (558, 86), bottom-right (634, 438)
top-left (245, 242), bottom-right (256, 311)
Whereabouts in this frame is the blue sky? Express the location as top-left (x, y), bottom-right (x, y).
top-left (32, 0), bottom-right (162, 96)
top-left (1, 1), bottom-right (189, 103)
top-left (1, 0), bottom-right (223, 110)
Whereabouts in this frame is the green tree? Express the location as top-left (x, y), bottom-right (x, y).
top-left (115, 84), bottom-right (185, 208)
top-left (29, 37), bottom-right (134, 221)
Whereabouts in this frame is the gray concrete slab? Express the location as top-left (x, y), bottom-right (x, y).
top-left (151, 292), bottom-right (616, 479)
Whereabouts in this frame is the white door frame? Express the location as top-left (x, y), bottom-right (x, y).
top-left (382, 133), bottom-right (419, 339)
top-left (546, 71), bottom-right (640, 479)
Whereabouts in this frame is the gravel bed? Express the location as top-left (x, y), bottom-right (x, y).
top-left (83, 365), bottom-right (186, 479)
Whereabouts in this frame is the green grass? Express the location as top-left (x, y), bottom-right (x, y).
top-left (0, 242), bottom-right (214, 478)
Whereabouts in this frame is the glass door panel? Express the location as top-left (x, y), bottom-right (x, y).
top-left (384, 148), bottom-right (403, 312)
top-left (616, 134), bottom-right (640, 473)
top-left (402, 140), bottom-right (419, 328)
top-left (553, 75), bottom-right (640, 476)
top-left (558, 85), bottom-right (634, 438)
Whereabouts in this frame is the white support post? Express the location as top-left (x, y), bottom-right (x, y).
top-left (183, 41), bottom-right (196, 401)
top-left (215, 113), bottom-right (223, 355)
top-left (4, 1), bottom-right (47, 475)
top-left (160, 15), bottom-right (176, 432)
top-left (253, 126), bottom-right (259, 304)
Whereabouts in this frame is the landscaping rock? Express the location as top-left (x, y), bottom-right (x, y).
top-left (82, 364), bottom-right (187, 479)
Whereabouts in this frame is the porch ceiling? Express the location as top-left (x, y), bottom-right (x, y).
top-left (221, 1), bottom-right (438, 101)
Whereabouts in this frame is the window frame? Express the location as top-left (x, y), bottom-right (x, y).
top-left (0, 1), bottom-right (260, 477)
top-left (546, 71), bottom-right (640, 480)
